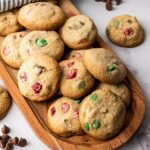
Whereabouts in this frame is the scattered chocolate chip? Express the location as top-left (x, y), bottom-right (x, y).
top-left (9, 137), bottom-right (19, 145)
top-left (0, 125), bottom-right (28, 149)
top-left (18, 138), bottom-right (27, 147)
top-left (115, 0), bottom-right (121, 5)
top-left (1, 125), bottom-right (10, 134)
top-left (106, 0), bottom-right (113, 10)
top-left (0, 139), bottom-right (7, 148)
top-left (4, 143), bottom-right (13, 150)
top-left (2, 134), bottom-right (11, 141)
top-left (95, 0), bottom-right (122, 10)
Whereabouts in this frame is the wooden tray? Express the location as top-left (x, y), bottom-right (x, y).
top-left (0, 0), bottom-right (145, 149)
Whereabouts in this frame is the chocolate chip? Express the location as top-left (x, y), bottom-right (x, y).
top-left (4, 143), bottom-right (13, 150)
top-left (18, 138), bottom-right (27, 147)
top-left (0, 139), bottom-right (7, 148)
top-left (115, 0), bottom-right (121, 5)
top-left (106, 0), bottom-right (112, 10)
top-left (2, 134), bottom-right (11, 141)
top-left (0, 136), bottom-right (2, 140)
top-left (1, 125), bottom-right (10, 134)
top-left (9, 137), bottom-right (19, 145)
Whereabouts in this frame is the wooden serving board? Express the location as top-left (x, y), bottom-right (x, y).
top-left (0, 0), bottom-right (145, 150)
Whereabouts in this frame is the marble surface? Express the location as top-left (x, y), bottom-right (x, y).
top-left (1, 0), bottom-right (150, 149)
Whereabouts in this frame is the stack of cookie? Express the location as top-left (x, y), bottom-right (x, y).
top-left (0, 1), bottom-right (134, 140)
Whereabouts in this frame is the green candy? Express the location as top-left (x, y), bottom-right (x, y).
top-left (85, 123), bottom-right (90, 131)
top-left (112, 19), bottom-right (120, 29)
top-left (92, 120), bottom-right (101, 129)
top-left (90, 93), bottom-right (98, 101)
top-left (79, 81), bottom-right (86, 89)
top-left (107, 64), bottom-right (117, 72)
top-left (36, 38), bottom-right (47, 47)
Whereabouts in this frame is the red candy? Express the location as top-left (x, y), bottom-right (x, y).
top-left (66, 69), bottom-right (77, 79)
top-left (32, 82), bottom-right (42, 94)
top-left (3, 47), bottom-right (10, 55)
top-left (20, 72), bottom-right (27, 82)
top-left (123, 27), bottom-right (134, 36)
top-left (51, 107), bottom-right (56, 116)
top-left (61, 102), bottom-right (70, 113)
top-left (72, 53), bottom-right (81, 59)
top-left (67, 61), bottom-right (75, 67)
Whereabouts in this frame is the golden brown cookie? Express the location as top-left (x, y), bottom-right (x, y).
top-left (47, 97), bottom-right (83, 137)
top-left (19, 31), bottom-right (64, 61)
top-left (0, 9), bottom-right (23, 36)
top-left (0, 85), bottom-right (12, 120)
top-left (106, 14), bottom-right (145, 47)
top-left (1, 31), bottom-right (27, 69)
top-left (96, 83), bottom-right (131, 107)
top-left (59, 59), bottom-right (95, 99)
top-left (79, 89), bottom-right (126, 140)
top-left (60, 15), bottom-right (98, 49)
top-left (18, 2), bottom-right (66, 30)
top-left (83, 48), bottom-right (127, 84)
top-left (17, 54), bottom-right (61, 101)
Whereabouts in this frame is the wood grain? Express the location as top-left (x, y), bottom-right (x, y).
top-left (0, 0), bottom-right (145, 150)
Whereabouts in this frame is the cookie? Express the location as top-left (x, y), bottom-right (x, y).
top-left (83, 48), bottom-right (127, 84)
top-left (0, 85), bottom-right (12, 120)
top-left (18, 2), bottom-right (66, 30)
top-left (65, 50), bottom-right (85, 61)
top-left (17, 54), bottom-right (61, 101)
top-left (0, 9), bottom-right (23, 36)
top-left (79, 89), bottom-right (126, 140)
top-left (19, 31), bottom-right (64, 61)
top-left (106, 14), bottom-right (145, 47)
top-left (59, 60), bottom-right (95, 99)
top-left (1, 31), bottom-right (27, 69)
top-left (96, 83), bottom-right (131, 107)
top-left (47, 97), bottom-right (83, 137)
top-left (60, 15), bottom-right (98, 49)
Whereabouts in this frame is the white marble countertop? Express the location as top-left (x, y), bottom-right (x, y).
top-left (1, 0), bottom-right (150, 149)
